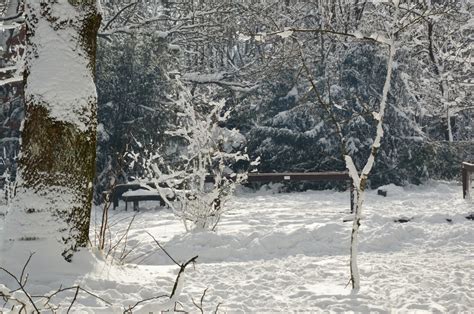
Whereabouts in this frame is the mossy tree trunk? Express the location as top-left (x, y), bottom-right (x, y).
top-left (2, 0), bottom-right (101, 264)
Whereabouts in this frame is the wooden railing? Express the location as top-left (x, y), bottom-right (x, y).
top-left (247, 172), bottom-right (354, 212)
top-left (462, 162), bottom-right (474, 199)
top-left (109, 171), bottom-right (354, 212)
top-left (247, 172), bottom-right (350, 182)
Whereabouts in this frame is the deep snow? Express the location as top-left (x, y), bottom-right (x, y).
top-left (1, 181), bottom-right (473, 312)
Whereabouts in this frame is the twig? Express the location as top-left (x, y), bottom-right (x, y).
top-left (344, 278), bottom-right (352, 289)
top-left (192, 288), bottom-right (208, 313)
top-left (214, 302), bottom-right (223, 313)
top-left (170, 255), bottom-right (199, 298)
top-left (19, 252), bottom-right (34, 286)
top-left (0, 11), bottom-right (23, 22)
top-left (76, 287), bottom-right (111, 305)
top-left (124, 239), bottom-right (198, 313)
top-left (145, 231), bottom-right (180, 267)
top-left (119, 240), bottom-right (144, 263)
top-left (106, 214), bottom-right (136, 260)
top-left (119, 214), bottom-right (136, 261)
top-left (37, 285), bottom-right (112, 308)
top-left (126, 247), bottom-right (158, 265)
top-left (174, 301), bottom-right (186, 312)
top-left (98, 196), bottom-right (112, 250)
top-left (66, 286), bottom-right (80, 313)
top-left (123, 294), bottom-right (168, 313)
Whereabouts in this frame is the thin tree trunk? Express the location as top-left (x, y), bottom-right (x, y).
top-left (427, 21), bottom-right (453, 142)
top-left (346, 39), bottom-right (396, 291)
top-left (1, 0), bottom-right (101, 269)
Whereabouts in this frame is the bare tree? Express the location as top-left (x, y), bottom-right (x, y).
top-left (140, 80), bottom-right (250, 231)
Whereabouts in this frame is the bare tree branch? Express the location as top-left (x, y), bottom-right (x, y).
top-left (0, 252), bottom-right (39, 312)
top-left (102, 1), bottom-right (138, 31)
top-left (0, 11), bottom-right (23, 22)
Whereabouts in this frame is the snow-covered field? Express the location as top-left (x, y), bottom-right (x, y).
top-left (1, 182), bottom-right (473, 312)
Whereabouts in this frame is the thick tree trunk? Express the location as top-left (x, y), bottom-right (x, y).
top-left (1, 0), bottom-right (101, 270)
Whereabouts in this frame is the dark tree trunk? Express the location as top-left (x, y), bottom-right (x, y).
top-left (2, 0), bottom-right (101, 264)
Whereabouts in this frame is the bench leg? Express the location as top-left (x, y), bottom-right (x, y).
top-left (133, 200), bottom-right (139, 211)
top-left (462, 167), bottom-right (469, 199)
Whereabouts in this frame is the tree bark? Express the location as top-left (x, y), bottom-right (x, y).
top-left (1, 0), bottom-right (101, 266)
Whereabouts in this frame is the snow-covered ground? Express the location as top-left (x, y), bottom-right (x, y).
top-left (1, 181), bottom-right (473, 312)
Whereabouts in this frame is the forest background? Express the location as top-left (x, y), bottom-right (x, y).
top-left (0, 0), bottom-right (472, 202)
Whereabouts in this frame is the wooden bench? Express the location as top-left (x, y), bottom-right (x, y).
top-left (107, 182), bottom-right (165, 210)
top-left (462, 162), bottom-right (474, 199)
top-left (122, 193), bottom-right (166, 211)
